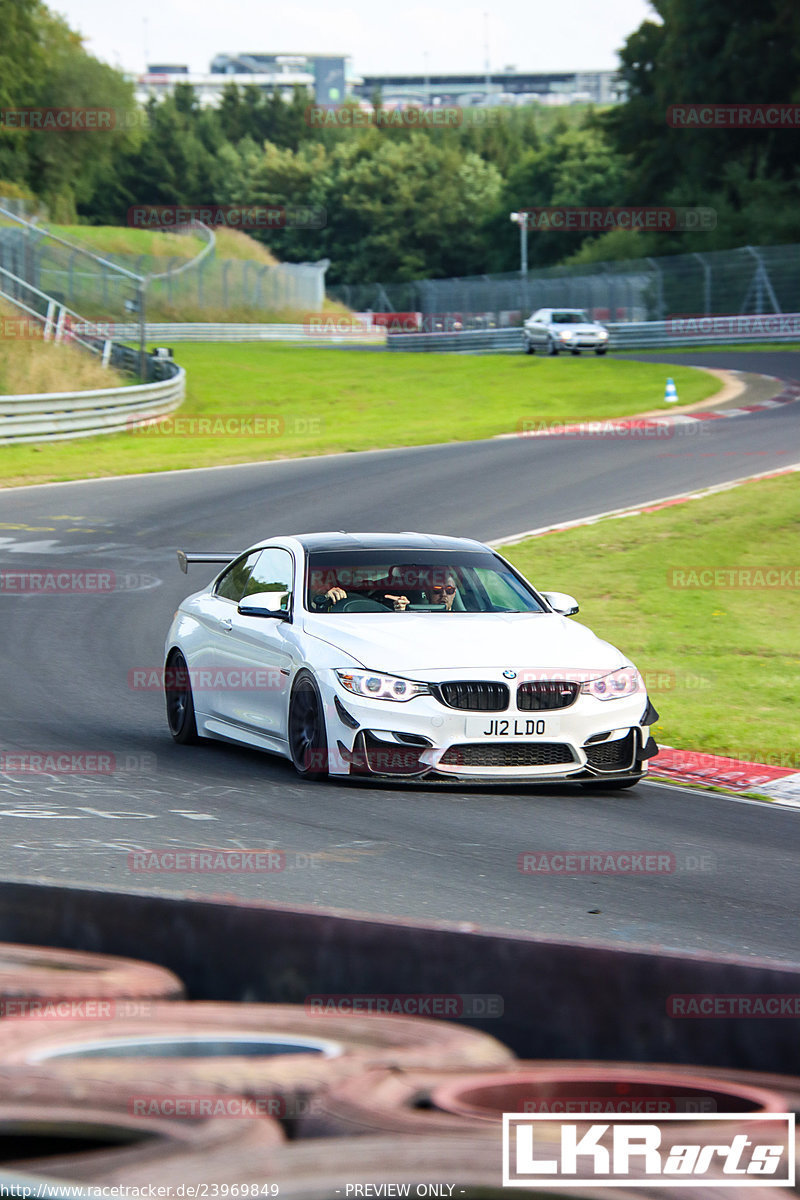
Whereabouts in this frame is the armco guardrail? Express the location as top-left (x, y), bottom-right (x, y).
top-left (0, 367), bottom-right (186, 443)
top-left (386, 315), bottom-right (800, 352)
top-left (97, 321), bottom-right (387, 344)
top-left (607, 315), bottom-right (800, 348)
top-left (387, 329), bottom-right (522, 353)
top-left (1, 257), bottom-right (187, 443)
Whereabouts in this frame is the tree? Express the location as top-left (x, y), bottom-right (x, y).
top-left (605, 0), bottom-right (800, 246)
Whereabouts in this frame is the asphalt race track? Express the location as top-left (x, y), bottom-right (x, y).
top-left (0, 351), bottom-right (798, 959)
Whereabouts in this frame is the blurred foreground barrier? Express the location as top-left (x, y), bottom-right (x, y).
top-left (0, 1066), bottom-right (282, 1182)
top-left (296, 1061), bottom-right (795, 1138)
top-left (0, 882), bottom-right (798, 1073)
top-left (0, 941), bottom-right (183, 1009)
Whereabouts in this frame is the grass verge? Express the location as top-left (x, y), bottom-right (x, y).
top-left (0, 346), bottom-right (717, 487)
top-left (499, 471), bottom-right (800, 762)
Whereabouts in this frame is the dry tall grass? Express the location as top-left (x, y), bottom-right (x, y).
top-left (0, 303), bottom-right (127, 395)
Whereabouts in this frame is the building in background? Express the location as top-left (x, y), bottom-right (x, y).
top-left (353, 69), bottom-right (622, 107)
top-left (133, 56), bottom-right (621, 110)
top-left (211, 54), bottom-right (350, 106)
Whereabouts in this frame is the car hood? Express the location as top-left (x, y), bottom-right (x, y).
top-left (303, 612), bottom-right (629, 675)
top-left (550, 323), bottom-right (603, 334)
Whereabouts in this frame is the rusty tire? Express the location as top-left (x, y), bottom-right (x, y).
top-left (0, 1065), bottom-right (282, 1184)
top-left (0, 1001), bottom-right (513, 1134)
top-left (0, 941), bottom-right (184, 1011)
top-left (297, 1061), bottom-right (788, 1138)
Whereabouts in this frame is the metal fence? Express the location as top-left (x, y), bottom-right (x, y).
top-left (330, 244), bottom-right (800, 325)
top-left (0, 211), bottom-right (328, 319)
top-left (0, 247), bottom-right (186, 442)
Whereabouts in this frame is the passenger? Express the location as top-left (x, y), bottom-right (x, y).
top-left (426, 572), bottom-right (459, 611)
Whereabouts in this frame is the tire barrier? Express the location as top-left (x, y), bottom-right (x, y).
top-left (0, 1002), bottom-right (514, 1135)
top-left (0, 1066), bottom-right (283, 1183)
top-left (297, 1061), bottom-right (790, 1139)
top-left (0, 942), bottom-right (184, 1011)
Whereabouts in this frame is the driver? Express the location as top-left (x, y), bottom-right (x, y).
top-left (316, 585), bottom-right (411, 612)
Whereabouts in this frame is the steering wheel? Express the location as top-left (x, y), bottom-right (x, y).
top-left (329, 596), bottom-right (388, 613)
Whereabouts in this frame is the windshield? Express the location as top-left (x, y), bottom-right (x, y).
top-left (552, 311), bottom-right (591, 324)
top-left (305, 549), bottom-right (546, 613)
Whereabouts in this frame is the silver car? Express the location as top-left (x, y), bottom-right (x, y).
top-left (523, 308), bottom-right (610, 356)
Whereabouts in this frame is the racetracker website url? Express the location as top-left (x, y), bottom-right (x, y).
top-left (0, 1185), bottom-right (279, 1197)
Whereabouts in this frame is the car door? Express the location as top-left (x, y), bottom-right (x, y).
top-left (189, 550), bottom-right (262, 723)
top-left (531, 310), bottom-right (548, 346)
top-left (209, 546), bottom-right (297, 743)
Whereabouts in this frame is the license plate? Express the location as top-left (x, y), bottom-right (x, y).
top-left (464, 716), bottom-right (561, 738)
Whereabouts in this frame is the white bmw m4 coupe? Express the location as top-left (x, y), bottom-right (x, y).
top-left (164, 532), bottom-right (659, 787)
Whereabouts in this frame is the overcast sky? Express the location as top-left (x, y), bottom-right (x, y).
top-left (50, 0), bottom-right (656, 78)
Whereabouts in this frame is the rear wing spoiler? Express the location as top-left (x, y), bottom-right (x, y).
top-left (177, 550), bottom-right (238, 574)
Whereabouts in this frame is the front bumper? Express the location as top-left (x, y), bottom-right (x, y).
top-left (321, 677), bottom-right (658, 784)
top-left (558, 336), bottom-right (607, 349)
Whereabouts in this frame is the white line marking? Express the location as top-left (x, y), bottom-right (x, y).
top-left (488, 462), bottom-right (800, 546)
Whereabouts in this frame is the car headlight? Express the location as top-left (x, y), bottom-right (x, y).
top-left (559, 330), bottom-right (574, 339)
top-left (598, 330), bottom-right (609, 339)
top-left (581, 667), bottom-right (643, 701)
top-left (335, 670), bottom-right (431, 702)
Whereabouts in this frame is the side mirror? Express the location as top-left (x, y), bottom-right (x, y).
top-left (238, 591), bottom-right (292, 620)
top-left (541, 591), bottom-right (579, 616)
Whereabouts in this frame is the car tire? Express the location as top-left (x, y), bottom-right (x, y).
top-left (546, 337), bottom-right (558, 356)
top-left (288, 671), bottom-right (328, 779)
top-left (0, 942), bottom-right (184, 1005)
top-left (297, 1062), bottom-right (785, 1140)
top-left (0, 1067), bottom-right (283, 1184)
top-left (596, 348), bottom-right (607, 355)
top-left (524, 338), bottom-right (535, 355)
top-left (165, 651), bottom-right (199, 745)
top-left (571, 349), bottom-right (581, 356)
